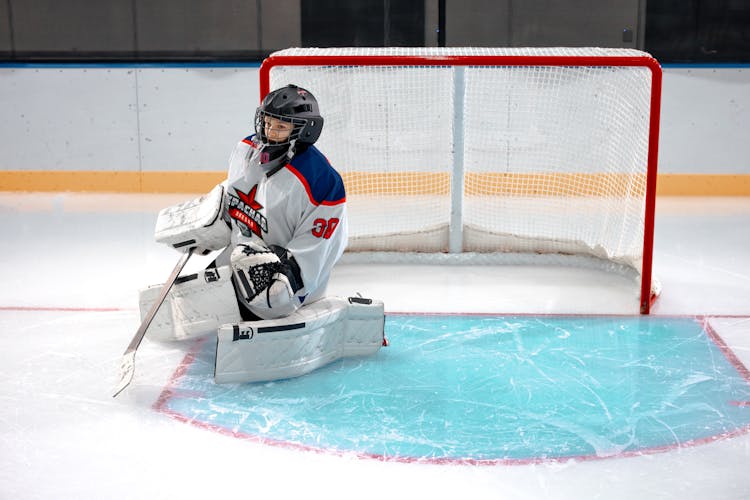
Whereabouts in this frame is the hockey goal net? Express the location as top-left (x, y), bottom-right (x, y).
top-left (259, 47), bottom-right (662, 313)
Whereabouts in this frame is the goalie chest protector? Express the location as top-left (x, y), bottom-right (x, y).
top-left (224, 137), bottom-right (348, 304)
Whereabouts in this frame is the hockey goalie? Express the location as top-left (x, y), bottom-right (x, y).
top-left (139, 84), bottom-right (386, 384)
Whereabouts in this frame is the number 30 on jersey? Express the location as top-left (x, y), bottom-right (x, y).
top-left (312, 218), bottom-right (339, 239)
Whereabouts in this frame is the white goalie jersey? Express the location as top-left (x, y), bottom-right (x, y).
top-left (222, 135), bottom-right (348, 313)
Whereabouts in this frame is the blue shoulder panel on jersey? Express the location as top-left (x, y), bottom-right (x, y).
top-left (287, 146), bottom-right (346, 206)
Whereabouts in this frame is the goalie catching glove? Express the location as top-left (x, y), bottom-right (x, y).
top-left (230, 240), bottom-right (304, 320)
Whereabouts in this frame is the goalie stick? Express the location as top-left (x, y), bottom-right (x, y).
top-left (112, 248), bottom-right (194, 398)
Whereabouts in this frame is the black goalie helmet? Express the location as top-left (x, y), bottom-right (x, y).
top-left (254, 84), bottom-right (324, 148)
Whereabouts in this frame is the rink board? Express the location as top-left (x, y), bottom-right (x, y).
top-left (155, 314), bottom-right (750, 464)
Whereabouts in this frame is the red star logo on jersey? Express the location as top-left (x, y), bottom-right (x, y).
top-left (228, 185), bottom-right (267, 238)
top-left (237, 185), bottom-right (263, 212)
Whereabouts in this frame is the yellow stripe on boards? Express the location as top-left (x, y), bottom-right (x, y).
top-left (463, 173), bottom-right (648, 197)
top-left (0, 171), bottom-right (226, 193)
top-left (340, 172), bottom-right (649, 197)
top-left (0, 171), bottom-right (749, 196)
top-left (655, 174), bottom-right (750, 196)
top-left (341, 172), bottom-right (450, 195)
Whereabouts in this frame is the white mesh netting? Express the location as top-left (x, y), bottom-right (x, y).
top-left (264, 47), bottom-right (658, 281)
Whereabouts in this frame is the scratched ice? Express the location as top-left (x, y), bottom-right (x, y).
top-left (161, 315), bottom-right (750, 462)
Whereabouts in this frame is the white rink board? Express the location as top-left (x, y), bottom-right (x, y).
top-left (136, 67), bottom-right (259, 172)
top-left (659, 67), bottom-right (750, 174)
top-left (0, 64), bottom-right (749, 175)
top-left (0, 67), bottom-right (139, 171)
top-left (0, 65), bottom-right (260, 173)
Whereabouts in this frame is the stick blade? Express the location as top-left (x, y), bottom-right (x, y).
top-left (112, 350), bottom-right (136, 398)
top-left (111, 249), bottom-right (194, 399)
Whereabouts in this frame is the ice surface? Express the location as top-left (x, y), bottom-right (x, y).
top-left (1, 193), bottom-right (749, 500)
top-left (160, 315), bottom-right (750, 463)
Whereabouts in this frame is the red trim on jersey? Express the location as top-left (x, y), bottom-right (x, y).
top-left (242, 138), bottom-right (256, 148)
top-left (285, 164), bottom-right (346, 207)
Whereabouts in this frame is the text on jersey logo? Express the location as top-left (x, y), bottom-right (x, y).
top-left (228, 185), bottom-right (268, 238)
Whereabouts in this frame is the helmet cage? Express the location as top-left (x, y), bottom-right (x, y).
top-left (254, 109), bottom-right (307, 147)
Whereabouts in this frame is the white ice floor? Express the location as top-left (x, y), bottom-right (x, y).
top-left (1, 193), bottom-right (749, 500)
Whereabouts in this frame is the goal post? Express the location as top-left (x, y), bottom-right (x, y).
top-left (259, 48), bottom-right (662, 314)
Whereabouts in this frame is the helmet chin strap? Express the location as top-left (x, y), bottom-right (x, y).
top-left (258, 141), bottom-right (292, 170)
top-left (259, 137), bottom-right (297, 161)
top-left (260, 141), bottom-right (286, 158)
top-left (286, 139), bottom-right (297, 161)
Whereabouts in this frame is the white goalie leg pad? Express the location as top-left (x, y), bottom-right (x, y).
top-left (154, 183), bottom-right (231, 254)
top-left (139, 265), bottom-right (242, 342)
top-left (214, 296), bottom-right (385, 384)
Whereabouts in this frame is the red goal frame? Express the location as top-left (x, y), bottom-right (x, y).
top-left (259, 52), bottom-right (662, 314)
